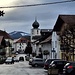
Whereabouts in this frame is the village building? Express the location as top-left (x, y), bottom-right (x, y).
top-left (39, 31), bottom-right (52, 59)
top-left (0, 36), bottom-right (6, 56)
top-left (31, 19), bottom-right (41, 53)
top-left (36, 30), bottom-right (60, 59)
top-left (53, 15), bottom-right (75, 61)
top-left (31, 19), bottom-right (53, 58)
top-left (0, 30), bottom-right (13, 57)
top-left (13, 37), bottom-right (29, 53)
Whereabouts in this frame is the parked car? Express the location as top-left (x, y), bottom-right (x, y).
top-left (48, 60), bottom-right (67, 75)
top-left (5, 57), bottom-right (14, 64)
top-left (44, 58), bottom-right (61, 70)
top-left (14, 57), bottom-right (19, 62)
top-left (63, 61), bottom-right (75, 75)
top-left (31, 58), bottom-right (45, 67)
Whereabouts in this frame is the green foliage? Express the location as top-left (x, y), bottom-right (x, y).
top-left (24, 42), bottom-right (32, 55)
top-left (43, 50), bottom-right (50, 59)
top-left (0, 48), bottom-right (6, 55)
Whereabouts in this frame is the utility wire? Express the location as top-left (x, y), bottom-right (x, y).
top-left (0, 0), bottom-right (75, 8)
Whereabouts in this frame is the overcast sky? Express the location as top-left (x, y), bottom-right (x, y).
top-left (0, 0), bottom-right (75, 33)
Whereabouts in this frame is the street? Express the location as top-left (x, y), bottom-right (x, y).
top-left (0, 60), bottom-right (47, 75)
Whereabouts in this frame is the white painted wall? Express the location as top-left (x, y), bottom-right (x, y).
top-left (41, 43), bottom-right (52, 59)
top-left (16, 54), bottom-right (26, 61)
top-left (31, 28), bottom-right (41, 53)
top-left (13, 43), bottom-right (27, 52)
top-left (35, 44), bottom-right (42, 56)
top-left (52, 32), bottom-right (60, 59)
top-left (31, 29), bottom-right (41, 36)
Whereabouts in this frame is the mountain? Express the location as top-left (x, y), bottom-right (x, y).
top-left (9, 31), bottom-right (30, 39)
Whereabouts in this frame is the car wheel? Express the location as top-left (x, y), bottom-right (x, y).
top-left (35, 64), bottom-right (38, 67)
top-left (32, 65), bottom-right (35, 67)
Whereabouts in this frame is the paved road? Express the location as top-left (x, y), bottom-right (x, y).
top-left (0, 61), bottom-right (47, 75)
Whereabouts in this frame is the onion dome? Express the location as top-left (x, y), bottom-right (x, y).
top-left (32, 19), bottom-right (39, 28)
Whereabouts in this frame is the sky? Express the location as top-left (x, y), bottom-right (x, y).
top-left (0, 0), bottom-right (75, 33)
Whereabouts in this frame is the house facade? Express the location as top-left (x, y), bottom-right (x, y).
top-left (34, 29), bottom-right (52, 59)
top-left (40, 35), bottom-right (52, 59)
top-left (13, 37), bottom-right (29, 53)
top-left (53, 15), bottom-right (75, 61)
top-left (0, 30), bottom-right (13, 57)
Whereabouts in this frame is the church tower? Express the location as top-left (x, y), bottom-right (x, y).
top-left (31, 18), bottom-right (41, 42)
top-left (31, 18), bottom-right (41, 53)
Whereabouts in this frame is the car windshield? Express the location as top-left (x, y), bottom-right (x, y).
top-left (50, 61), bottom-right (54, 65)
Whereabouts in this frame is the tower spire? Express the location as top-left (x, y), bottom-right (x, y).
top-left (35, 16), bottom-right (37, 21)
top-left (32, 16), bottom-right (39, 28)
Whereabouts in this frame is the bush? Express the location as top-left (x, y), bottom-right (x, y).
top-left (43, 50), bottom-right (50, 59)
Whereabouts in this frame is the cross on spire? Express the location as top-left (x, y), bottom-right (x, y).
top-left (35, 16), bottom-right (37, 21)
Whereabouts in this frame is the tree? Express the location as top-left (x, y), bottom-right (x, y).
top-left (38, 48), bottom-right (43, 58)
top-left (24, 42), bottom-right (32, 56)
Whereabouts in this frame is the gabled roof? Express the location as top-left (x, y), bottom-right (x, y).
top-left (53, 15), bottom-right (75, 31)
top-left (14, 37), bottom-right (29, 43)
top-left (40, 35), bottom-right (51, 44)
top-left (0, 30), bottom-right (13, 39)
top-left (35, 30), bottom-right (52, 44)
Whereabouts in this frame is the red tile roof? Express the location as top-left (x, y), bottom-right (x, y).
top-left (14, 37), bottom-right (29, 43)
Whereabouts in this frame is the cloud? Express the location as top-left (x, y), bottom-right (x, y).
top-left (0, 0), bottom-right (75, 33)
